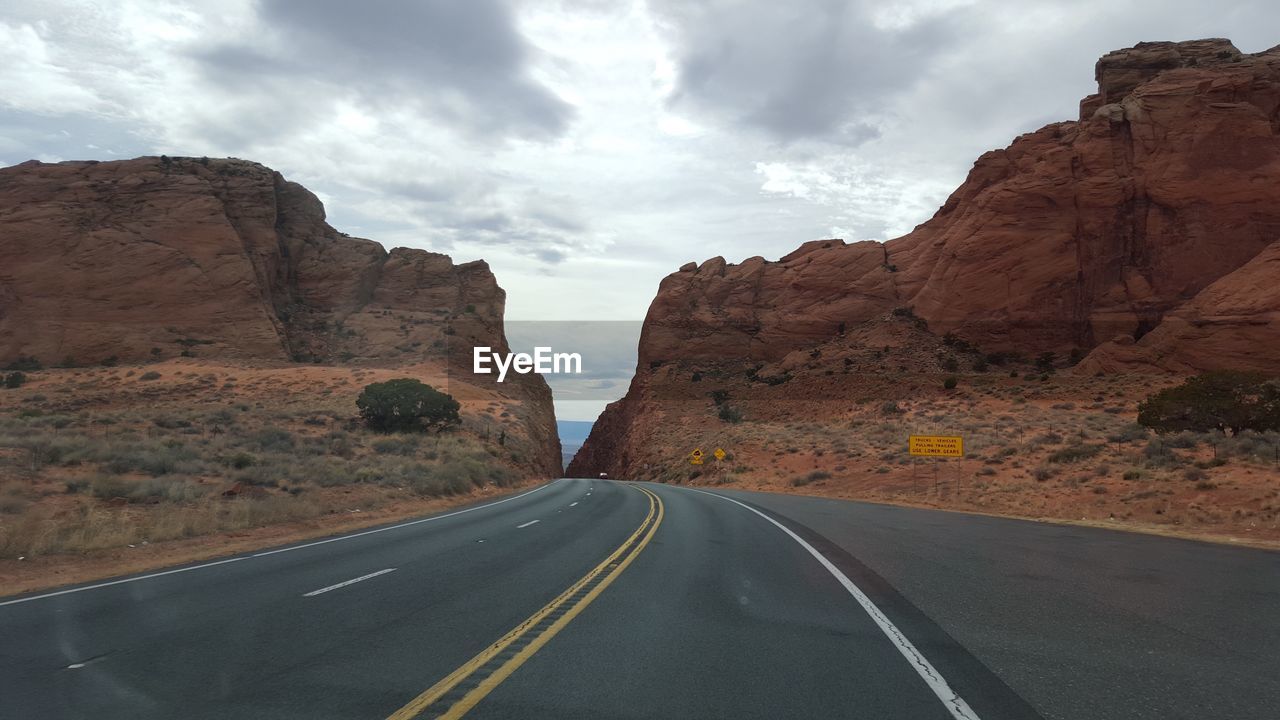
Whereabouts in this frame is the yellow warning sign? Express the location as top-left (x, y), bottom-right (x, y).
top-left (690, 448), bottom-right (704, 465)
top-left (713, 448), bottom-right (726, 461)
top-left (909, 435), bottom-right (964, 457)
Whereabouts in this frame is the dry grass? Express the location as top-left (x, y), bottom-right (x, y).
top-left (0, 360), bottom-right (539, 559)
top-left (623, 365), bottom-right (1280, 544)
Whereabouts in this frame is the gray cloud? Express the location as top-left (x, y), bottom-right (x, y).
top-left (194, 0), bottom-right (574, 142)
top-left (650, 0), bottom-right (964, 144)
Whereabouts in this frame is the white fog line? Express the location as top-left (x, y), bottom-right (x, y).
top-left (303, 568), bottom-right (396, 597)
top-left (0, 557), bottom-right (248, 608)
top-left (517, 520), bottom-right (540, 529)
top-left (681, 486), bottom-right (981, 720)
top-left (569, 502), bottom-right (579, 507)
top-left (1, 481), bottom-right (559, 608)
top-left (253, 482), bottom-right (555, 557)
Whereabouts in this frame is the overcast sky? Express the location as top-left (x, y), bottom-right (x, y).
top-left (2, 0), bottom-right (1276, 420)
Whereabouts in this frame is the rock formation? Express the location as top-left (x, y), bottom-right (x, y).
top-left (0, 156), bottom-right (560, 476)
top-left (569, 39), bottom-right (1280, 477)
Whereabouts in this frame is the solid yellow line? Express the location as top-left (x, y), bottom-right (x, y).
top-left (386, 486), bottom-right (661, 720)
top-left (439, 487), bottom-right (664, 719)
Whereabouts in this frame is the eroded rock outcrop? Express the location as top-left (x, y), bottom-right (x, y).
top-left (0, 156), bottom-right (560, 476)
top-left (569, 39), bottom-right (1280, 478)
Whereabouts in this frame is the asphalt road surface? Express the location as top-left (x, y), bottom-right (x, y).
top-left (2, 478), bottom-right (1277, 719)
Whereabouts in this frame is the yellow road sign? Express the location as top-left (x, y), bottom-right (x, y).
top-left (909, 435), bottom-right (964, 457)
top-left (690, 448), bottom-right (704, 465)
top-left (713, 448), bottom-right (726, 461)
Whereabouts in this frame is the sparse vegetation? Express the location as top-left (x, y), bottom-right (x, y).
top-left (1138, 371), bottom-right (1280, 434)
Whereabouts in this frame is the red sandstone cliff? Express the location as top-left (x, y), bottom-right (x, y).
top-left (569, 39), bottom-right (1280, 478)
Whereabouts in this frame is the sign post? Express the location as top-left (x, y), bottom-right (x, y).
top-left (713, 448), bottom-right (726, 462)
top-left (909, 435), bottom-right (964, 496)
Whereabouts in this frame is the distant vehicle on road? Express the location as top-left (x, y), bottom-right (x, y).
top-left (599, 472), bottom-right (608, 479)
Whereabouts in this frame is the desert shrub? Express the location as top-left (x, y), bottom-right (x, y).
top-left (357, 378), bottom-right (460, 432)
top-left (228, 452), bottom-right (257, 469)
top-left (709, 389), bottom-right (729, 406)
top-left (1032, 466), bottom-right (1054, 481)
top-left (718, 404), bottom-right (743, 423)
top-left (139, 371), bottom-right (162, 381)
top-left (1138, 371), bottom-right (1280, 434)
top-left (4, 356), bottom-right (42, 371)
top-left (90, 473), bottom-right (139, 500)
top-left (792, 470), bottom-right (830, 487)
top-left (1122, 469), bottom-right (1143, 480)
top-left (130, 476), bottom-right (209, 503)
top-left (1182, 467), bottom-right (1208, 482)
top-left (880, 401), bottom-right (903, 415)
top-left (941, 356), bottom-right (960, 372)
top-left (943, 376), bottom-right (958, 390)
top-left (250, 427), bottom-right (295, 452)
top-left (1107, 424), bottom-right (1149, 444)
top-left (1035, 352), bottom-right (1056, 372)
top-left (3, 371), bottom-right (27, 389)
top-left (1047, 443), bottom-right (1103, 463)
top-left (971, 357), bottom-right (989, 372)
top-left (756, 372), bottom-right (793, 386)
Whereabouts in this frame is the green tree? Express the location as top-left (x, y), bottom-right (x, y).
top-left (1137, 371), bottom-right (1280, 434)
top-left (3, 371), bottom-right (26, 389)
top-left (357, 379), bottom-right (461, 432)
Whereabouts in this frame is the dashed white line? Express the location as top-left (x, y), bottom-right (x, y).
top-left (516, 519), bottom-right (540, 529)
top-left (682, 486), bottom-right (980, 720)
top-left (569, 502), bottom-right (579, 507)
top-left (303, 568), bottom-right (396, 597)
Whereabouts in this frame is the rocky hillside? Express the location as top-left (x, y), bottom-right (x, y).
top-left (0, 157), bottom-right (560, 477)
top-left (570, 38), bottom-right (1280, 478)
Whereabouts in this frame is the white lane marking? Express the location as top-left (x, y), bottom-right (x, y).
top-left (303, 568), bottom-right (396, 597)
top-left (681, 486), bottom-right (980, 720)
top-left (67, 663), bottom-right (86, 670)
top-left (0, 481), bottom-right (559, 608)
top-left (569, 502), bottom-right (579, 507)
top-left (516, 520), bottom-right (540, 529)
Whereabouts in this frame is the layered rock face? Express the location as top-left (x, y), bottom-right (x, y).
top-left (639, 39), bottom-right (1280, 366)
top-left (0, 156), bottom-right (505, 366)
top-left (0, 156), bottom-right (560, 476)
top-left (569, 39), bottom-right (1280, 477)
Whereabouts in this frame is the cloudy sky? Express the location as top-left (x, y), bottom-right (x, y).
top-left (2, 0), bottom-right (1275, 419)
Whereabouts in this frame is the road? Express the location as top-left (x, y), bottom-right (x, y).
top-left (1, 478), bottom-right (1277, 719)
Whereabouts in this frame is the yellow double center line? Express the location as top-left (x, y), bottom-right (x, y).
top-left (387, 485), bottom-right (664, 720)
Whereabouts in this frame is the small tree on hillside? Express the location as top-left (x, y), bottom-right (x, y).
top-left (1137, 371), bottom-right (1280, 434)
top-left (357, 378), bottom-right (461, 432)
